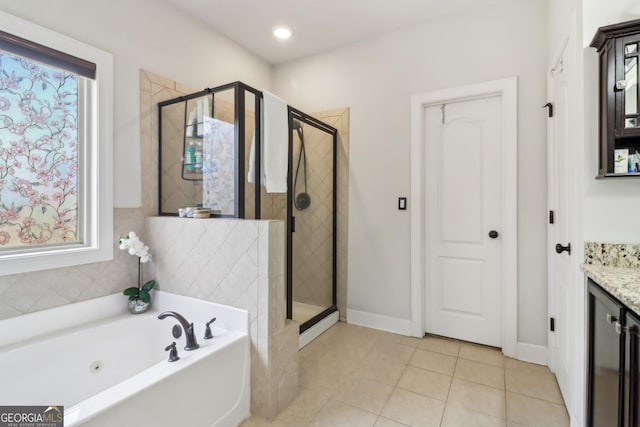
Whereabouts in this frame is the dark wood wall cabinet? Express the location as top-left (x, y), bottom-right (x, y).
top-left (591, 19), bottom-right (640, 178)
top-left (588, 279), bottom-right (640, 426)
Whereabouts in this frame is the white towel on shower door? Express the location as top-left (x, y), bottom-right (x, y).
top-left (260, 90), bottom-right (288, 193)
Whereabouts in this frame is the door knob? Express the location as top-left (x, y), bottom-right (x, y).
top-left (488, 230), bottom-right (499, 239)
top-left (555, 243), bottom-right (571, 255)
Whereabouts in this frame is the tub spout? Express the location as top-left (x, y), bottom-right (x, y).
top-left (158, 311), bottom-right (200, 351)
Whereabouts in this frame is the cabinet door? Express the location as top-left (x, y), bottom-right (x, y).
top-left (627, 313), bottom-right (640, 426)
top-left (588, 281), bottom-right (625, 427)
top-left (616, 33), bottom-right (640, 138)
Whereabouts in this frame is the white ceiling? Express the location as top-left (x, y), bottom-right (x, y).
top-left (163, 0), bottom-right (511, 65)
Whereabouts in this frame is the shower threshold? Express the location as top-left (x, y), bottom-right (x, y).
top-left (299, 310), bottom-right (339, 349)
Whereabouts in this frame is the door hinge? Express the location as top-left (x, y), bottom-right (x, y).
top-left (550, 317), bottom-right (555, 332)
top-left (549, 210), bottom-right (555, 224)
top-left (543, 102), bottom-right (554, 118)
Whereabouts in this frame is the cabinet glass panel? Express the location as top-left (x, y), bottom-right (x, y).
top-left (627, 118), bottom-right (639, 128)
top-left (625, 56), bottom-right (638, 119)
top-left (627, 43), bottom-right (638, 55)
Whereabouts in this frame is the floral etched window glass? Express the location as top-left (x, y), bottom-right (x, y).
top-left (0, 12), bottom-right (113, 276)
top-left (0, 52), bottom-right (80, 248)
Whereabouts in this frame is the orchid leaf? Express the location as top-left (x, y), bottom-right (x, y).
top-left (142, 279), bottom-right (156, 292)
top-left (123, 287), bottom-right (139, 297)
top-left (139, 289), bottom-right (151, 303)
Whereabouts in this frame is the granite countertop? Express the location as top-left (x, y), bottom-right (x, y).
top-left (582, 264), bottom-right (640, 315)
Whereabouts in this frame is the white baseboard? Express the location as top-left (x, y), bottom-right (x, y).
top-left (299, 311), bottom-right (339, 349)
top-left (516, 342), bottom-right (548, 366)
top-left (346, 308), bottom-right (413, 336)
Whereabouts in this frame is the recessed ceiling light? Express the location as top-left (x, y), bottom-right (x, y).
top-left (273, 25), bottom-right (293, 40)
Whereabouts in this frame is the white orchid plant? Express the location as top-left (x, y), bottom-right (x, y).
top-left (119, 231), bottom-right (156, 303)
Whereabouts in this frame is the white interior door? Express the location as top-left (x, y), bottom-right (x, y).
top-left (424, 96), bottom-right (503, 347)
top-left (547, 38), bottom-right (575, 410)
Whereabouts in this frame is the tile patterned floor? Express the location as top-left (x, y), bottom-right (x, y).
top-left (240, 322), bottom-right (569, 427)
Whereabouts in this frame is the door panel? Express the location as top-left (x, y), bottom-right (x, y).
top-left (548, 34), bottom-right (576, 411)
top-left (425, 96), bottom-right (502, 347)
top-left (439, 257), bottom-right (484, 316)
top-left (440, 120), bottom-right (484, 243)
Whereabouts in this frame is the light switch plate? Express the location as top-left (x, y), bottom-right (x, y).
top-left (398, 197), bottom-right (407, 210)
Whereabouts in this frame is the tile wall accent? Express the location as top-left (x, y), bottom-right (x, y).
top-left (0, 208), bottom-right (145, 320)
top-left (145, 216), bottom-right (296, 419)
top-left (584, 242), bottom-right (640, 267)
top-left (141, 69), bottom-right (197, 216)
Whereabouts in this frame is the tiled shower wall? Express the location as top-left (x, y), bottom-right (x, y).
top-left (291, 124), bottom-right (336, 310)
top-left (308, 108), bottom-right (349, 321)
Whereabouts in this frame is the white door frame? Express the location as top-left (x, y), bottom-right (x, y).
top-left (409, 77), bottom-right (518, 358)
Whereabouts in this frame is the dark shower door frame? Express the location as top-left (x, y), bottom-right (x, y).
top-left (286, 107), bottom-right (338, 334)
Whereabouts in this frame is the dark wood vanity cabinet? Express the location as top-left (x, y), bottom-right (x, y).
top-left (626, 312), bottom-right (640, 427)
top-left (588, 279), bottom-right (640, 427)
top-left (591, 19), bottom-right (640, 177)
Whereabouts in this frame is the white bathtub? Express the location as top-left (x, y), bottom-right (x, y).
top-left (0, 291), bottom-right (250, 427)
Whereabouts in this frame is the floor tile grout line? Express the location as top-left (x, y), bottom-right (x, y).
top-left (502, 355), bottom-right (507, 421)
top-left (505, 389), bottom-right (568, 406)
top-left (375, 345), bottom-right (416, 426)
top-left (438, 353), bottom-right (460, 426)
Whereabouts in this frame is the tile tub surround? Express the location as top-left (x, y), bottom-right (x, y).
top-left (0, 207), bottom-right (145, 320)
top-left (240, 322), bottom-right (569, 427)
top-left (145, 216), bottom-right (297, 420)
top-left (584, 242), bottom-right (640, 267)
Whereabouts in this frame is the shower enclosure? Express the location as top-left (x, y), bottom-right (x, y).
top-left (157, 82), bottom-right (338, 340)
top-left (286, 108), bottom-right (338, 335)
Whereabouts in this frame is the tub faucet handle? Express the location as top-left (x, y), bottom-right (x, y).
top-left (204, 317), bottom-right (217, 340)
top-left (165, 341), bottom-right (180, 362)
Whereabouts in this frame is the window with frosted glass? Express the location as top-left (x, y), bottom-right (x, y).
top-left (0, 51), bottom-right (80, 248)
top-left (0, 12), bottom-right (113, 276)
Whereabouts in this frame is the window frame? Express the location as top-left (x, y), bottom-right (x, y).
top-left (0, 11), bottom-right (113, 275)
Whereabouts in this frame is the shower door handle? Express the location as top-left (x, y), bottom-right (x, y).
top-left (291, 216), bottom-right (296, 232)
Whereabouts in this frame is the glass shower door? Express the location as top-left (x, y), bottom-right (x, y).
top-left (287, 111), bottom-right (337, 332)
